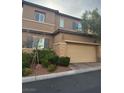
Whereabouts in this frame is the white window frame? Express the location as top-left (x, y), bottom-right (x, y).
top-left (32, 37), bottom-right (45, 49)
top-left (37, 38), bottom-right (45, 49)
top-left (59, 18), bottom-right (64, 28)
top-left (35, 12), bottom-right (45, 23)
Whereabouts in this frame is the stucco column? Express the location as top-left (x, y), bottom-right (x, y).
top-left (59, 43), bottom-right (67, 57)
top-left (53, 42), bottom-right (67, 57)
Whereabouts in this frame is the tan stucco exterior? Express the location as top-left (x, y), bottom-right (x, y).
top-left (52, 33), bottom-right (100, 63)
top-left (22, 1), bottom-right (101, 63)
top-left (22, 4), bottom-right (82, 33)
top-left (23, 4), bottom-right (56, 24)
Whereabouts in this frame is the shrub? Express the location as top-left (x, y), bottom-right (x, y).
top-left (22, 68), bottom-right (32, 76)
top-left (58, 57), bottom-right (70, 66)
top-left (22, 52), bottom-right (32, 69)
top-left (48, 55), bottom-right (59, 65)
top-left (41, 59), bottom-right (49, 68)
top-left (33, 48), bottom-right (56, 64)
top-left (48, 64), bottom-right (57, 72)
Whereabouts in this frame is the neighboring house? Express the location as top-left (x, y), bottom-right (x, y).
top-left (22, 1), bottom-right (101, 63)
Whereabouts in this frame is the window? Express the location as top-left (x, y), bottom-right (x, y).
top-left (72, 22), bottom-right (82, 31)
top-left (32, 37), bottom-right (49, 49)
top-left (22, 35), bottom-right (50, 49)
top-left (34, 11), bottom-right (45, 23)
top-left (59, 18), bottom-right (64, 28)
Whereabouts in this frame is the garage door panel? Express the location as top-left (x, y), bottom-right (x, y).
top-left (67, 43), bottom-right (96, 63)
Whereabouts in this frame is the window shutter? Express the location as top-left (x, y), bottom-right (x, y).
top-left (27, 35), bottom-right (33, 48)
top-left (44, 38), bottom-right (49, 48)
top-left (35, 13), bottom-right (39, 21)
top-left (73, 22), bottom-right (76, 30)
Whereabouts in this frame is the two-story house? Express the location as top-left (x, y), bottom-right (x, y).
top-left (22, 1), bottom-right (101, 63)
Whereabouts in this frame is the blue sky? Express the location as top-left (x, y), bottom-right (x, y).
top-left (25, 0), bottom-right (101, 18)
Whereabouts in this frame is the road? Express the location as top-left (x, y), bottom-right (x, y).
top-left (23, 70), bottom-right (101, 93)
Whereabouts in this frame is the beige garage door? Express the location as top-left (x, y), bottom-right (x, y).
top-left (67, 43), bottom-right (96, 63)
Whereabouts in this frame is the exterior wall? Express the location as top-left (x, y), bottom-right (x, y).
top-left (58, 43), bottom-right (67, 56)
top-left (58, 15), bottom-right (81, 31)
top-left (53, 33), bottom-right (96, 44)
top-left (22, 4), bottom-right (82, 33)
top-left (53, 33), bottom-right (66, 56)
top-left (23, 4), bottom-right (56, 24)
top-left (63, 33), bottom-right (96, 43)
top-left (53, 33), bottom-right (64, 43)
top-left (22, 19), bottom-right (56, 33)
top-left (22, 4), bottom-right (56, 32)
top-left (53, 44), bottom-right (60, 56)
top-left (53, 43), bottom-right (67, 56)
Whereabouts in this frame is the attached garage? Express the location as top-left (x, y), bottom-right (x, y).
top-left (66, 40), bottom-right (98, 63)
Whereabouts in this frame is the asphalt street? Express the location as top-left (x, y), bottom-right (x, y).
top-left (23, 70), bottom-right (101, 93)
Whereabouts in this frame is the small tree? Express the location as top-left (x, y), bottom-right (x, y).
top-left (81, 8), bottom-right (101, 42)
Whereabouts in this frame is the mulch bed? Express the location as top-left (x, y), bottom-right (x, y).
top-left (30, 64), bottom-right (71, 76)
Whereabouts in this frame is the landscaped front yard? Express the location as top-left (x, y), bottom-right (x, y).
top-left (29, 64), bottom-right (71, 76)
top-left (22, 48), bottom-right (71, 77)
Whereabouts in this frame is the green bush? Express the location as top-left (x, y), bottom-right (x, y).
top-left (33, 48), bottom-right (56, 64)
top-left (48, 55), bottom-right (59, 65)
top-left (22, 68), bottom-right (32, 76)
top-left (58, 57), bottom-right (70, 66)
top-left (41, 59), bottom-right (50, 68)
top-left (48, 64), bottom-right (57, 72)
top-left (22, 52), bottom-right (32, 69)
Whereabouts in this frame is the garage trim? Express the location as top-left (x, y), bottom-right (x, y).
top-left (65, 40), bottom-right (100, 45)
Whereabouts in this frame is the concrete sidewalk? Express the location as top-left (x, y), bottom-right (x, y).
top-left (23, 62), bottom-right (101, 83)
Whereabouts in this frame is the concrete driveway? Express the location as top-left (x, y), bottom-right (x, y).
top-left (69, 62), bottom-right (101, 70)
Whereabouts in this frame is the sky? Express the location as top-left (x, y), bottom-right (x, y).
top-left (25, 0), bottom-right (101, 18)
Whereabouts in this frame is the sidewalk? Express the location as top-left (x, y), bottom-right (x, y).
top-left (22, 62), bottom-right (101, 83)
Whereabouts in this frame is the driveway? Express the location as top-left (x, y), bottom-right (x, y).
top-left (69, 62), bottom-right (101, 70)
top-left (23, 70), bottom-right (101, 93)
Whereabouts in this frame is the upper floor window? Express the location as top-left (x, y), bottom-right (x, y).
top-left (59, 18), bottom-right (64, 28)
top-left (73, 22), bottom-right (82, 31)
top-left (34, 11), bottom-right (45, 23)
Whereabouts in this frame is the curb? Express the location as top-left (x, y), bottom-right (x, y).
top-left (22, 66), bottom-right (100, 83)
